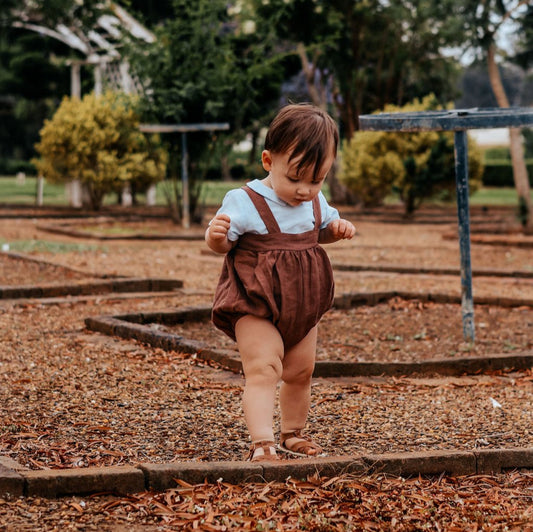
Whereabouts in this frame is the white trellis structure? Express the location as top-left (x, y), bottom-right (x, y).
top-left (13, 3), bottom-right (154, 97)
top-left (13, 3), bottom-right (156, 206)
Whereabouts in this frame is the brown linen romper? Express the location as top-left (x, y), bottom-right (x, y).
top-left (212, 185), bottom-right (335, 349)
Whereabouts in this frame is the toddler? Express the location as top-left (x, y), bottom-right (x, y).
top-left (205, 103), bottom-right (355, 461)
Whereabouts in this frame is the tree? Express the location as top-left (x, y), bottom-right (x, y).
top-left (514, 5), bottom-right (533, 70)
top-left (0, 28), bottom-right (71, 170)
top-left (455, 62), bottom-right (527, 108)
top-left (125, 0), bottom-right (238, 222)
top-left (248, 0), bottom-right (463, 203)
top-left (125, 0), bottom-right (287, 222)
top-left (119, 0), bottom-right (174, 26)
top-left (440, 0), bottom-right (532, 229)
top-left (251, 0), bottom-right (461, 136)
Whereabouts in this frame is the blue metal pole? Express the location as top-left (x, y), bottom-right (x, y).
top-left (181, 132), bottom-right (190, 229)
top-left (454, 130), bottom-right (475, 342)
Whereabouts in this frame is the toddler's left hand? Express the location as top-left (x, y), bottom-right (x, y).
top-left (329, 218), bottom-right (356, 240)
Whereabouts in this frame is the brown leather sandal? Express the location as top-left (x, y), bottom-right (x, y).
top-left (246, 441), bottom-right (280, 462)
top-left (279, 430), bottom-right (323, 457)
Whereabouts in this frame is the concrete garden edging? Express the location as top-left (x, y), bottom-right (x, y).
top-left (0, 277), bottom-right (183, 299)
top-left (1, 448), bottom-right (532, 498)
top-left (85, 292), bottom-right (533, 378)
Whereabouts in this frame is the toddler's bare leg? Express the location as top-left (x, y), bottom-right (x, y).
top-left (235, 315), bottom-right (284, 443)
top-left (279, 325), bottom-right (318, 436)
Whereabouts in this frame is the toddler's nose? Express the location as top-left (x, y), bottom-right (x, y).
top-left (296, 185), bottom-right (311, 197)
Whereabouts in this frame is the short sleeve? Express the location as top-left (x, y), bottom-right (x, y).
top-left (318, 192), bottom-right (339, 229)
top-left (215, 188), bottom-right (266, 241)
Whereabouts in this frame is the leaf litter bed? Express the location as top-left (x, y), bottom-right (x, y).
top-left (153, 298), bottom-right (532, 363)
top-left (1, 212), bottom-right (533, 529)
top-left (1, 471), bottom-right (532, 531)
top-left (37, 218), bottom-right (205, 240)
top-left (0, 253), bottom-right (94, 286)
top-left (1, 300), bottom-right (532, 470)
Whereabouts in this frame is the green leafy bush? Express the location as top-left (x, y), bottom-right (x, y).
top-left (33, 92), bottom-right (167, 210)
top-left (483, 147), bottom-right (511, 161)
top-left (340, 95), bottom-right (484, 215)
top-left (0, 159), bottom-right (37, 176)
top-left (483, 160), bottom-right (533, 187)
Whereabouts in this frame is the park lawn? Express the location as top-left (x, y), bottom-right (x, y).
top-left (469, 186), bottom-right (533, 205)
top-left (0, 175), bottom-right (248, 207)
top-left (1, 175), bottom-right (532, 208)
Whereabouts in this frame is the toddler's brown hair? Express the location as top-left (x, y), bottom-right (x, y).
top-left (264, 103), bottom-right (339, 182)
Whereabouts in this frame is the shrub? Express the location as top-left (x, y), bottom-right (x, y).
top-left (340, 95), bottom-right (484, 215)
top-left (483, 160), bottom-right (533, 187)
top-left (483, 147), bottom-right (511, 161)
top-left (33, 92), bottom-right (167, 210)
top-left (0, 159), bottom-right (37, 176)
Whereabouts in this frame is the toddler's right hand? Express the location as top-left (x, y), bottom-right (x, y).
top-left (206, 214), bottom-right (233, 253)
top-left (208, 214), bottom-right (231, 241)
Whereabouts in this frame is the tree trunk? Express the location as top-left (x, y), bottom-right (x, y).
top-left (487, 43), bottom-right (531, 229)
top-left (297, 43), bottom-right (324, 110)
top-left (248, 129), bottom-right (259, 166)
top-left (220, 153), bottom-right (231, 181)
top-left (296, 42), bottom-right (356, 205)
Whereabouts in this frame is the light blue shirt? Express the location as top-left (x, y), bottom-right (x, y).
top-left (216, 179), bottom-right (339, 242)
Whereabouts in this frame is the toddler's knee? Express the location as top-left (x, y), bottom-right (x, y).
top-left (283, 365), bottom-right (314, 385)
top-left (246, 359), bottom-right (282, 384)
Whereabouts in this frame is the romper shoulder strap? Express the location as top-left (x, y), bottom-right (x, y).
top-left (242, 185), bottom-right (281, 234)
top-left (312, 195), bottom-right (322, 230)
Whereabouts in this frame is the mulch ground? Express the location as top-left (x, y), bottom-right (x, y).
top-left (0, 206), bottom-right (532, 530)
top-left (1, 471), bottom-right (532, 531)
top-left (158, 300), bottom-right (532, 363)
top-left (0, 253), bottom-right (95, 286)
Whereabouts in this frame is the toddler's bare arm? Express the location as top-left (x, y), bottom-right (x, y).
top-left (205, 214), bottom-right (234, 254)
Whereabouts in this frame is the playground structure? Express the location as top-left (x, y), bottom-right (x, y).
top-left (359, 107), bottom-right (533, 342)
top-left (12, 2), bottom-right (156, 207)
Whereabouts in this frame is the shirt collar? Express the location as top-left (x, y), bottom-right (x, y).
top-left (247, 178), bottom-right (306, 207)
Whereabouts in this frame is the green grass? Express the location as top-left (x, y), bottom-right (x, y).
top-left (469, 187), bottom-right (533, 206)
top-left (0, 176), bottom-right (248, 207)
top-left (0, 239), bottom-right (104, 253)
top-left (0, 176), bottom-right (68, 205)
top-left (1, 175), bottom-right (531, 208)
top-left (154, 179), bottom-right (248, 207)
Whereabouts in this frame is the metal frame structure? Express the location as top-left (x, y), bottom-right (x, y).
top-left (359, 107), bottom-right (533, 341)
top-left (139, 124), bottom-right (231, 229)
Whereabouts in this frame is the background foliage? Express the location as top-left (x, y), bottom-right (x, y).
top-left (33, 92), bottom-right (167, 210)
top-left (340, 95), bottom-right (484, 215)
top-left (2, 0), bottom-right (533, 216)
top-left (124, 0), bottom-right (288, 221)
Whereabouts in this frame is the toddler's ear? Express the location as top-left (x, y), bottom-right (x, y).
top-left (261, 150), bottom-right (273, 171)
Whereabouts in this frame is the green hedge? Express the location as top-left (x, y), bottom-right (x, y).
top-left (483, 159), bottom-right (533, 187)
top-left (0, 159), bottom-right (37, 176)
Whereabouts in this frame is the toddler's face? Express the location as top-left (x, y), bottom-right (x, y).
top-left (261, 149), bottom-right (335, 206)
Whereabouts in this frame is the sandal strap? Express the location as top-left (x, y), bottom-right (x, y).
top-left (281, 430), bottom-right (304, 443)
top-left (246, 440), bottom-right (278, 462)
top-left (280, 430), bottom-right (322, 455)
